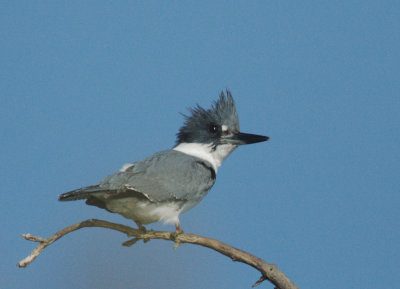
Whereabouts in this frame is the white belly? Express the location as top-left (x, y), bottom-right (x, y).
top-left (105, 197), bottom-right (184, 225)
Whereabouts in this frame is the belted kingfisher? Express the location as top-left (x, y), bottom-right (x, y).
top-left (59, 91), bottom-right (269, 233)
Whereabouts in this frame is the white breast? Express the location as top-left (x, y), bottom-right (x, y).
top-left (173, 142), bottom-right (237, 172)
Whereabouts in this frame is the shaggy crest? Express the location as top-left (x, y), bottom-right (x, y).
top-left (176, 90), bottom-right (240, 146)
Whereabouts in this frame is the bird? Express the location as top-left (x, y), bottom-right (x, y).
top-left (59, 90), bottom-right (269, 234)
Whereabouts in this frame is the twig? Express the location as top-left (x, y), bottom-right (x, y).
top-left (18, 219), bottom-right (299, 289)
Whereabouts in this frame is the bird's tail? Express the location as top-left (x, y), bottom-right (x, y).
top-left (58, 185), bottom-right (104, 201)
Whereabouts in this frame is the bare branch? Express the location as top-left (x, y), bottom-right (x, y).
top-left (18, 219), bottom-right (299, 289)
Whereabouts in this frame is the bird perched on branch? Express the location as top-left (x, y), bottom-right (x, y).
top-left (59, 91), bottom-right (269, 233)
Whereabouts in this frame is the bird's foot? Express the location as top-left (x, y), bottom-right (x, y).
top-left (135, 222), bottom-right (147, 233)
top-left (172, 224), bottom-right (184, 249)
top-left (138, 226), bottom-right (147, 233)
top-left (174, 223), bottom-right (184, 235)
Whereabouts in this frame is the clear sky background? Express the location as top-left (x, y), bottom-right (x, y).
top-left (1, 1), bottom-right (399, 289)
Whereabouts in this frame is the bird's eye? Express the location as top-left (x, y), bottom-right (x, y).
top-left (209, 124), bottom-right (219, 133)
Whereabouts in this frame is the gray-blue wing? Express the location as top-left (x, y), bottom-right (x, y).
top-left (97, 150), bottom-right (216, 203)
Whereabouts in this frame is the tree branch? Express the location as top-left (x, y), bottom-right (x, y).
top-left (17, 219), bottom-right (299, 289)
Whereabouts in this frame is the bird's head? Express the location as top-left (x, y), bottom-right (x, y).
top-left (176, 90), bottom-right (269, 150)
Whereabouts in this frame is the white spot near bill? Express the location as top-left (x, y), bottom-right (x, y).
top-left (120, 163), bottom-right (134, 172)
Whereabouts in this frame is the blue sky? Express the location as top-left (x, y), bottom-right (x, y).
top-left (1, 1), bottom-right (399, 288)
